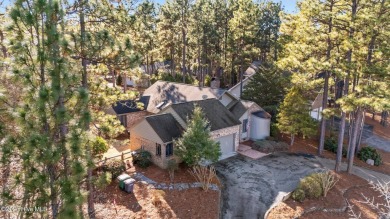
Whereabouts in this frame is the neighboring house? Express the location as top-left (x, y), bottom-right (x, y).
top-left (310, 92), bottom-right (323, 121)
top-left (228, 61), bottom-right (262, 98)
top-left (130, 99), bottom-right (241, 168)
top-left (227, 100), bottom-right (271, 141)
top-left (106, 96), bottom-right (150, 129)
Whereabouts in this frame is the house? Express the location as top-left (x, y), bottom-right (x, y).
top-left (106, 96), bottom-right (151, 129)
top-left (228, 61), bottom-right (262, 98)
top-left (310, 92), bottom-right (323, 121)
top-left (130, 99), bottom-right (241, 168)
top-left (141, 80), bottom-right (230, 113)
top-left (227, 100), bottom-right (271, 141)
top-left (139, 81), bottom-right (269, 142)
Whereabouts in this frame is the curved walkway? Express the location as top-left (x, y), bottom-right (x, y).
top-left (315, 157), bottom-right (390, 183)
top-left (130, 172), bottom-right (220, 191)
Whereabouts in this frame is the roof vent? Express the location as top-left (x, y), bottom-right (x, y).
top-left (202, 95), bottom-right (208, 99)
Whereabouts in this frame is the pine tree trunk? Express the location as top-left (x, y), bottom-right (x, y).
top-left (123, 70), bottom-right (127, 93)
top-left (109, 65), bottom-right (115, 87)
top-left (0, 30), bottom-right (7, 58)
top-left (356, 111), bottom-right (365, 152)
top-left (336, 0), bottom-right (356, 171)
top-left (170, 46), bottom-right (174, 76)
top-left (318, 74), bottom-right (329, 155)
top-left (318, 0), bottom-right (334, 156)
top-left (336, 112), bottom-right (346, 172)
top-left (347, 108), bottom-right (363, 173)
top-left (347, 112), bottom-right (355, 159)
top-left (79, 0), bottom-right (95, 217)
top-left (146, 55), bottom-right (149, 75)
top-left (48, 164), bottom-right (58, 218)
top-left (290, 134), bottom-right (295, 146)
top-left (181, 7), bottom-right (187, 83)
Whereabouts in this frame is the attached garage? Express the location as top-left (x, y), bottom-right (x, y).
top-left (217, 134), bottom-right (236, 159)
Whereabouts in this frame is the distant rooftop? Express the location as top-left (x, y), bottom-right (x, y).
top-left (111, 96), bottom-right (150, 115)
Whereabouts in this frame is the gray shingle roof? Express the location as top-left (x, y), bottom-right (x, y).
top-left (170, 99), bottom-right (241, 131)
top-left (142, 81), bottom-right (226, 113)
top-left (229, 101), bottom-right (247, 119)
top-left (145, 114), bottom-right (183, 143)
top-left (252, 110), bottom-right (272, 119)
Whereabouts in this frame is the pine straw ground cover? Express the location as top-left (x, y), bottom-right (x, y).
top-left (90, 162), bottom-right (220, 219)
top-left (281, 135), bottom-right (390, 175)
top-left (268, 172), bottom-right (386, 219)
top-left (92, 182), bottom-right (219, 219)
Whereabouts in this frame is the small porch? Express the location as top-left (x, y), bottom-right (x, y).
top-left (237, 144), bottom-right (268, 160)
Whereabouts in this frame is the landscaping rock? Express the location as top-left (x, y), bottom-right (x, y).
top-left (366, 159), bottom-right (375, 166)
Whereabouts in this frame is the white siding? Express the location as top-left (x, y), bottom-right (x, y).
top-left (239, 112), bottom-right (249, 140)
top-left (220, 93), bottom-right (235, 106)
top-left (310, 107), bottom-right (322, 121)
top-left (229, 79), bottom-right (250, 98)
top-left (250, 116), bottom-right (270, 140)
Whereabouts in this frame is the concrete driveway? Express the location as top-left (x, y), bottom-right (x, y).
top-left (215, 152), bottom-right (324, 219)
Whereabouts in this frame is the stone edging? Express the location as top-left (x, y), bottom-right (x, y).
top-left (130, 172), bottom-right (220, 191)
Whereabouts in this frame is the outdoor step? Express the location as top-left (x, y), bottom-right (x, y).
top-left (238, 144), bottom-right (252, 152)
top-left (238, 149), bottom-right (268, 160)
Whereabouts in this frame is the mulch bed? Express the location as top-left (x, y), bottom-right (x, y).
top-left (127, 163), bottom-right (196, 184)
top-left (268, 172), bottom-right (385, 219)
top-left (92, 179), bottom-right (220, 219)
top-left (366, 113), bottom-right (390, 139)
top-left (126, 162), bottom-right (221, 186)
top-left (280, 134), bottom-right (390, 175)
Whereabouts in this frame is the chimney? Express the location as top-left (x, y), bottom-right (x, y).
top-left (210, 77), bottom-right (220, 89)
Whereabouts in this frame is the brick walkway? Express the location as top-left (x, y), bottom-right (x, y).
top-left (237, 144), bottom-right (268, 159)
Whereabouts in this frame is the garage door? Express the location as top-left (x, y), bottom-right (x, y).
top-left (218, 134), bottom-right (235, 157)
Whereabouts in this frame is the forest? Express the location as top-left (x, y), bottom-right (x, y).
top-left (0, 0), bottom-right (389, 218)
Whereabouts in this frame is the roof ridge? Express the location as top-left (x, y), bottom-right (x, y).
top-left (155, 80), bottom-right (224, 91)
top-left (144, 112), bottom-right (172, 118)
top-left (169, 98), bottom-right (217, 107)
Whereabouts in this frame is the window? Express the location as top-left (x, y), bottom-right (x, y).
top-left (156, 143), bottom-right (161, 156)
top-left (243, 119), bottom-right (248, 133)
top-left (166, 143), bottom-right (173, 157)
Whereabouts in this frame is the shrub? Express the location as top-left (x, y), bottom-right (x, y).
top-left (270, 123), bottom-right (280, 139)
top-left (318, 171), bottom-right (338, 197)
top-left (92, 136), bottom-right (109, 158)
top-left (298, 173), bottom-right (323, 199)
top-left (95, 172), bottom-right (112, 189)
top-left (324, 138), bottom-right (347, 157)
top-left (204, 74), bottom-right (211, 86)
top-left (101, 160), bottom-right (125, 179)
top-left (132, 150), bottom-right (152, 168)
top-left (189, 165), bottom-right (217, 191)
top-left (175, 106), bottom-right (221, 166)
top-left (357, 146), bottom-right (382, 166)
top-left (167, 159), bottom-right (179, 182)
top-left (291, 188), bottom-right (305, 202)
